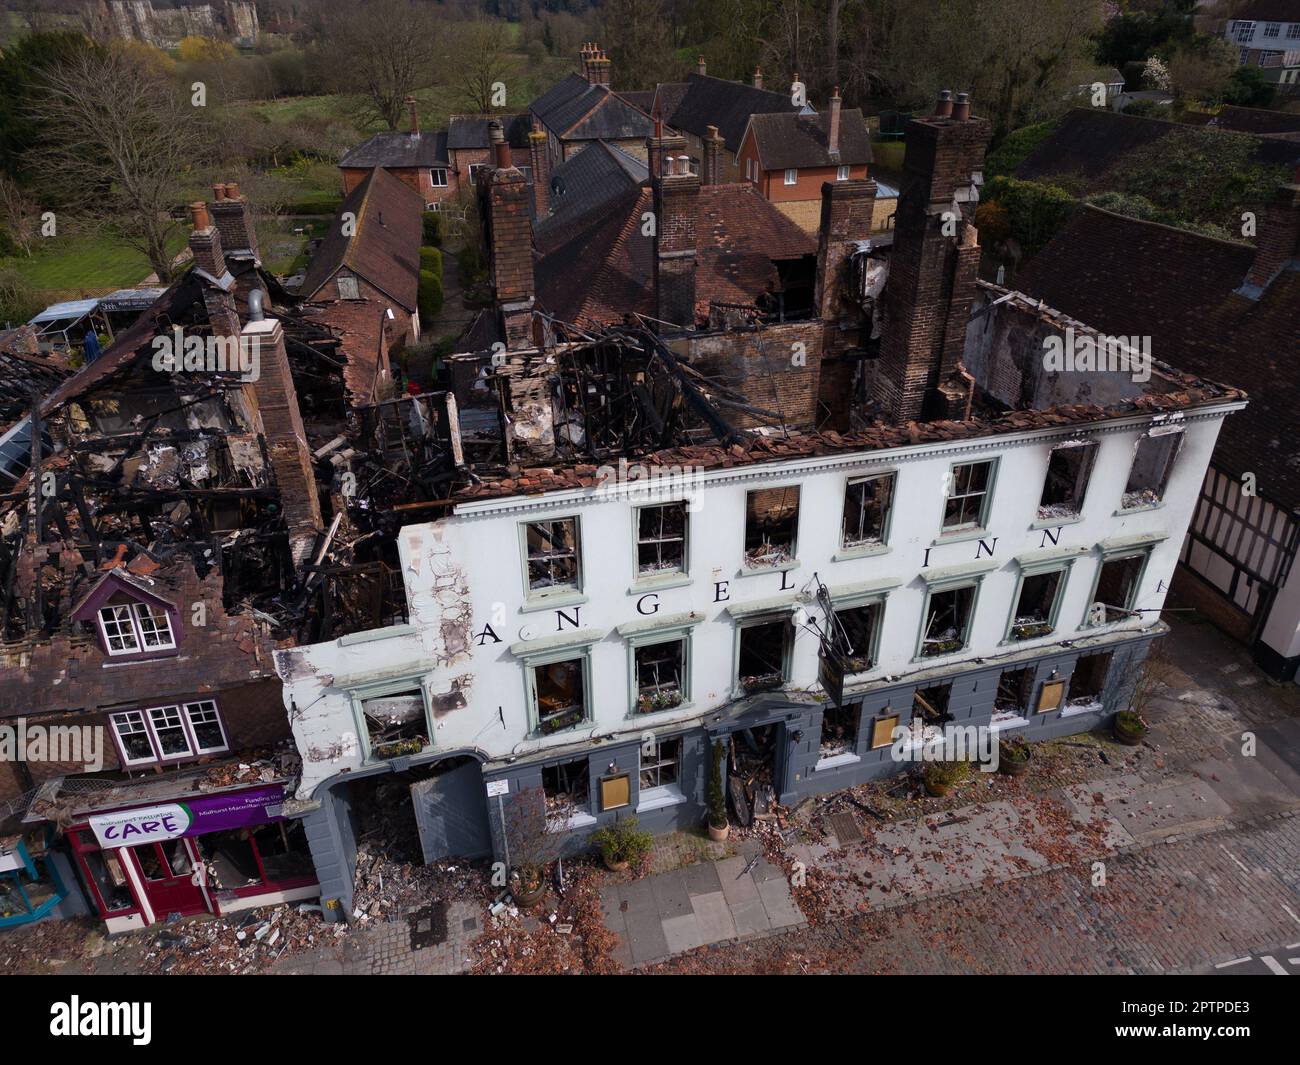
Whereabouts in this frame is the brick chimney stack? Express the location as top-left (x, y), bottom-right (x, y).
top-left (952, 91), bottom-right (971, 121)
top-left (481, 122), bottom-right (535, 350)
top-left (646, 115), bottom-right (686, 183)
top-left (580, 42), bottom-right (595, 82)
top-left (874, 91), bottom-right (991, 423)
top-left (652, 134), bottom-right (700, 332)
top-left (753, 67), bottom-right (763, 89)
top-left (209, 180), bottom-right (260, 260)
top-left (816, 178), bottom-right (877, 326)
top-left (241, 316), bottom-right (322, 566)
top-left (702, 125), bottom-right (724, 185)
top-left (697, 55), bottom-right (707, 77)
top-left (188, 201), bottom-right (240, 337)
top-left (406, 95), bottom-right (419, 133)
top-left (529, 117), bottom-right (551, 218)
top-left (1241, 180), bottom-right (1300, 294)
top-left (827, 87), bottom-right (842, 160)
top-left (596, 49), bottom-right (611, 86)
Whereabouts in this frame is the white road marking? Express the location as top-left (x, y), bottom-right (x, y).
top-left (1260, 955), bottom-right (1288, 975)
top-left (1283, 904), bottom-right (1300, 927)
top-left (1215, 956), bottom-right (1251, 968)
top-left (1219, 845), bottom-right (1251, 874)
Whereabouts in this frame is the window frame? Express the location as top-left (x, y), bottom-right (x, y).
top-left (519, 515), bottom-right (584, 603)
top-left (1120, 427), bottom-right (1184, 511)
top-left (108, 700), bottom-right (230, 768)
top-left (915, 578), bottom-right (983, 660)
top-left (783, 167), bottom-right (797, 185)
top-left (349, 675), bottom-right (433, 763)
top-left (428, 168), bottom-right (448, 187)
top-left (1082, 548), bottom-right (1152, 628)
top-left (742, 484), bottom-right (802, 570)
top-left (733, 612), bottom-right (794, 696)
top-left (940, 458), bottom-right (998, 535)
top-left (97, 600), bottom-right (177, 657)
top-left (1004, 560), bottom-right (1073, 643)
top-left (1037, 438), bottom-right (1097, 523)
top-left (840, 471), bottom-right (896, 555)
top-left (638, 735), bottom-right (683, 796)
top-left (836, 164), bottom-right (850, 181)
top-left (633, 500), bottom-right (689, 582)
top-left (826, 592), bottom-right (887, 676)
top-left (524, 648), bottom-right (593, 738)
top-left (629, 632), bottom-right (691, 716)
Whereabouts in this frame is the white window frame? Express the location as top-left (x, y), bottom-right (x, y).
top-left (148, 705), bottom-right (194, 760)
top-left (109, 701), bottom-right (229, 767)
top-left (429, 168), bottom-right (448, 187)
top-left (98, 600), bottom-right (176, 656)
top-left (1288, 24), bottom-right (1300, 40)
top-left (1234, 20), bottom-right (1255, 43)
top-left (184, 699), bottom-right (230, 756)
top-left (836, 165), bottom-right (850, 181)
top-left (634, 500), bottom-right (689, 579)
top-left (1264, 21), bottom-right (1281, 39)
top-left (783, 168), bottom-right (797, 185)
top-left (468, 163), bottom-right (488, 185)
top-left (110, 710), bottom-right (156, 766)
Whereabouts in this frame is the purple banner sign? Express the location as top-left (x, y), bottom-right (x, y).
top-left (89, 785), bottom-right (285, 848)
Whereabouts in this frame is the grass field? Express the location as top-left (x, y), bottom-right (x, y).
top-left (0, 230), bottom-right (188, 301)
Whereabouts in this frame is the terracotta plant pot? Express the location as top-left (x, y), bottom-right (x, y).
top-left (512, 879), bottom-right (545, 909)
top-left (999, 744), bottom-right (1031, 777)
top-left (1113, 712), bottom-right (1147, 746)
top-left (707, 821), bottom-right (730, 842)
top-left (603, 857), bottom-right (630, 873)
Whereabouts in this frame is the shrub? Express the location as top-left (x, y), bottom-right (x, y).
top-left (923, 760), bottom-right (970, 788)
top-left (418, 268), bottom-right (443, 320)
top-left (421, 211), bottom-right (444, 247)
top-left (419, 245), bottom-right (443, 281)
top-left (706, 739), bottom-right (727, 829)
top-left (981, 175), bottom-right (1078, 256)
top-left (457, 241), bottom-right (488, 286)
top-left (984, 117), bottom-right (1060, 180)
top-left (590, 817), bottom-right (654, 867)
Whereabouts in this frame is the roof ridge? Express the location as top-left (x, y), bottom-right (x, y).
top-left (1080, 202), bottom-right (1255, 251)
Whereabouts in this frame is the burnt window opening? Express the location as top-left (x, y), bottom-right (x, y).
top-left (921, 585), bottom-right (976, 657)
top-left (943, 461), bottom-right (994, 532)
top-left (744, 486), bottom-right (800, 568)
top-left (533, 657), bottom-right (586, 735)
top-left (640, 736), bottom-right (682, 791)
top-left (842, 473), bottom-right (894, 549)
top-left (542, 758), bottom-right (589, 819)
top-left (635, 638), bottom-right (686, 713)
top-left (524, 517), bottom-right (580, 593)
top-left (361, 689), bottom-right (427, 759)
top-left (737, 617), bottom-right (790, 693)
top-left (820, 705), bottom-right (859, 759)
top-left (1093, 553), bottom-right (1145, 623)
top-left (995, 667), bottom-right (1036, 714)
top-left (759, 255), bottom-right (817, 320)
top-left (835, 601), bottom-right (881, 672)
top-left (1038, 439), bottom-right (1097, 521)
top-left (637, 502), bottom-right (687, 576)
top-left (912, 683), bottom-right (953, 725)
top-left (1010, 570), bottom-right (1063, 640)
top-left (251, 819), bottom-right (315, 881)
top-left (1068, 652), bottom-right (1112, 705)
top-left (1122, 430), bottom-right (1182, 510)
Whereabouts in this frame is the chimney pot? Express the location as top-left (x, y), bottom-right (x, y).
top-left (677, 155), bottom-right (690, 175)
top-left (953, 92), bottom-right (971, 120)
top-left (697, 55), bottom-right (706, 76)
top-left (225, 181), bottom-right (239, 199)
top-left (753, 66), bottom-right (763, 89)
top-left (212, 183), bottom-right (227, 201)
top-left (190, 201), bottom-right (209, 230)
top-left (935, 89), bottom-right (953, 117)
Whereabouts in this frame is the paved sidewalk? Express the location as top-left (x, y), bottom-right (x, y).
top-left (600, 840), bottom-right (805, 968)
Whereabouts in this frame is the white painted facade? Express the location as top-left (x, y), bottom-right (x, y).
top-left (276, 402), bottom-right (1239, 800)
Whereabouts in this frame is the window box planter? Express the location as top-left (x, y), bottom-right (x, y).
top-left (739, 672), bottom-right (783, 694)
top-left (922, 638), bottom-right (964, 657)
top-left (636, 688), bottom-right (683, 714)
top-left (1010, 621), bottom-right (1053, 640)
top-left (374, 737), bottom-right (425, 759)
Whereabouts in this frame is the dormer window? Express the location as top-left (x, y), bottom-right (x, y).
top-left (98, 601), bottom-right (176, 655)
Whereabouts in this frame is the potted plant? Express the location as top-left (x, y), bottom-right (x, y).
top-left (510, 863), bottom-right (547, 909)
top-left (503, 786), bottom-right (570, 911)
top-left (922, 759), bottom-right (969, 797)
top-left (998, 739), bottom-right (1032, 777)
top-left (706, 739), bottom-right (729, 841)
top-left (1113, 710), bottom-right (1147, 746)
top-left (590, 817), bottom-right (654, 872)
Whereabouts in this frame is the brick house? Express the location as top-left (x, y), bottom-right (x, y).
top-left (447, 113), bottom-right (533, 197)
top-left (338, 100), bottom-right (452, 209)
top-left (299, 167), bottom-right (423, 405)
top-left (529, 44), bottom-right (656, 165)
top-left (736, 88), bottom-right (881, 233)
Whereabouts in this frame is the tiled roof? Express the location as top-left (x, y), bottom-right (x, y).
top-left (1204, 105), bottom-right (1300, 137)
top-left (616, 90), bottom-right (655, 113)
top-left (339, 130), bottom-right (449, 168)
top-left (300, 167), bottom-right (422, 311)
top-left (539, 140), bottom-right (648, 231)
top-left (535, 182), bottom-right (816, 328)
top-left (651, 82), bottom-right (690, 123)
top-left (667, 73), bottom-right (800, 152)
top-left (1016, 205), bottom-right (1300, 507)
top-left (447, 113), bottom-right (531, 150)
top-left (746, 108), bottom-right (872, 170)
top-left (531, 73), bottom-right (655, 142)
top-left (1229, 0), bottom-right (1300, 20)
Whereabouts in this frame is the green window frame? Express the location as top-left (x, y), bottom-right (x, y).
top-left (941, 458), bottom-right (998, 534)
top-left (1082, 548), bottom-right (1152, 628)
top-left (916, 579), bottom-right (983, 659)
top-left (840, 472), bottom-right (896, 553)
top-left (733, 612), bottom-right (794, 695)
top-left (520, 516), bottom-right (583, 602)
top-left (522, 647), bottom-right (594, 737)
top-left (633, 500), bottom-right (689, 581)
top-left (1004, 561), bottom-right (1073, 642)
top-left (348, 675), bottom-right (433, 764)
top-left (826, 593), bottom-right (887, 674)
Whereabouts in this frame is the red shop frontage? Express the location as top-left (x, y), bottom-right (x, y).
top-left (61, 783), bottom-right (318, 932)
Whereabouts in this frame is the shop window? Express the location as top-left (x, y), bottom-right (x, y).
top-left (870, 713), bottom-right (899, 749)
top-left (943, 460), bottom-right (994, 532)
top-left (110, 702), bottom-right (230, 767)
top-left (743, 486), bottom-right (800, 568)
top-left (636, 502), bottom-right (688, 576)
top-left (635, 638), bottom-right (686, 713)
top-left (639, 737), bottom-right (682, 792)
top-left (737, 617), bottom-right (790, 693)
top-left (524, 517), bottom-right (581, 594)
top-left (921, 584), bottom-right (976, 656)
top-left (199, 822), bottom-right (314, 891)
top-left (542, 759), bottom-right (590, 821)
top-left (820, 705), bottom-right (859, 759)
top-left (995, 667), bottom-right (1035, 714)
top-left (251, 821), bottom-right (314, 881)
top-left (1010, 570), bottom-right (1063, 640)
top-left (1068, 652), bottom-right (1112, 706)
top-left (76, 844), bottom-right (134, 913)
top-left (97, 599), bottom-right (176, 655)
top-left (841, 473), bottom-right (894, 549)
top-left (1121, 431), bottom-right (1181, 509)
top-left (1038, 440), bottom-right (1096, 520)
top-left (1092, 553), bottom-right (1145, 623)
top-left (201, 829), bottom-right (262, 888)
top-left (360, 688), bottom-right (428, 759)
top-left (835, 601), bottom-right (881, 672)
top-left (532, 657), bottom-right (587, 734)
top-left (913, 683), bottom-right (953, 725)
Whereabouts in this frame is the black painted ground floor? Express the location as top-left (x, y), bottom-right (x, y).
top-left (300, 626), bottom-right (1161, 921)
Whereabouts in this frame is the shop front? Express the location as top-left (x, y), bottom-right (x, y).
top-left (0, 830), bottom-right (72, 929)
top-left (65, 784), bottom-right (318, 932)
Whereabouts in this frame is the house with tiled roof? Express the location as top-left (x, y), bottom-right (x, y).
top-left (1016, 194), bottom-right (1300, 679)
top-left (338, 100), bottom-right (451, 209)
top-left (301, 167), bottom-right (423, 404)
top-left (446, 113), bottom-right (533, 194)
top-left (1219, 1), bottom-right (1300, 68)
top-left (528, 45), bottom-right (655, 167)
top-left (736, 88), bottom-right (879, 233)
top-left (535, 139), bottom-right (648, 232)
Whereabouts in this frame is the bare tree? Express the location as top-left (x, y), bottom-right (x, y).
top-left (28, 48), bottom-right (205, 283)
top-left (447, 16), bottom-right (514, 114)
top-left (319, 0), bottom-right (444, 130)
top-left (0, 176), bottom-right (40, 256)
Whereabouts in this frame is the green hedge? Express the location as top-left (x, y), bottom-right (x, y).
top-left (419, 246), bottom-right (443, 282)
top-left (421, 211), bottom-right (444, 247)
top-left (981, 175), bottom-right (1078, 256)
top-left (419, 268), bottom-right (443, 321)
top-left (984, 118), bottom-right (1061, 181)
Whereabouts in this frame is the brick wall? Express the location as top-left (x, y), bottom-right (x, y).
top-left (688, 319), bottom-right (823, 427)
